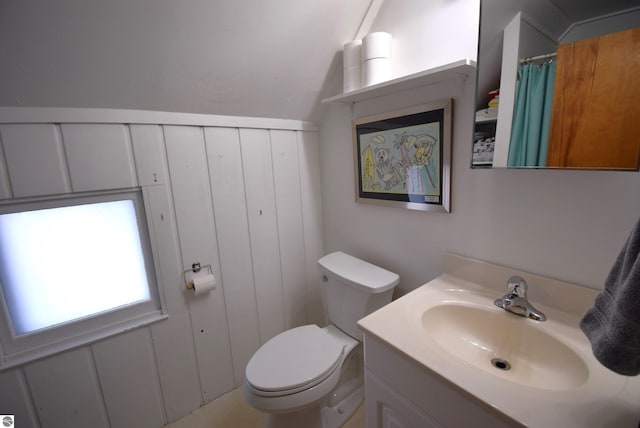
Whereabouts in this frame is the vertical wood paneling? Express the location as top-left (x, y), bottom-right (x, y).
top-left (271, 130), bottom-right (308, 328)
top-left (150, 311), bottom-right (201, 423)
top-left (130, 125), bottom-right (167, 186)
top-left (133, 132), bottom-right (203, 420)
top-left (142, 184), bottom-right (188, 316)
top-left (61, 124), bottom-right (137, 192)
top-left (0, 124), bottom-right (70, 197)
top-left (239, 128), bottom-right (286, 343)
top-left (164, 125), bottom-right (235, 397)
top-left (0, 115), bottom-right (322, 426)
top-left (92, 328), bottom-right (165, 428)
top-left (145, 183), bottom-right (203, 422)
top-left (204, 127), bottom-right (262, 370)
top-left (0, 131), bottom-right (13, 199)
top-left (132, 141), bottom-right (186, 317)
top-left (0, 368), bottom-right (39, 428)
top-left (24, 348), bottom-right (109, 428)
top-left (129, 127), bottom-right (204, 419)
top-left (297, 131), bottom-right (326, 326)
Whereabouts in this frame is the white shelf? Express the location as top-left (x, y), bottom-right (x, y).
top-left (475, 115), bottom-right (498, 124)
top-left (322, 59), bottom-right (476, 104)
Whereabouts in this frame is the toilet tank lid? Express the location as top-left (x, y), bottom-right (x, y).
top-left (318, 251), bottom-right (399, 292)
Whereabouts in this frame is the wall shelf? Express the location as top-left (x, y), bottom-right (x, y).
top-left (321, 59), bottom-right (476, 104)
top-left (475, 115), bottom-right (497, 124)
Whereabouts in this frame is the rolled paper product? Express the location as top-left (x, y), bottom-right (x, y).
top-left (362, 32), bottom-right (392, 60)
top-left (343, 40), bottom-right (363, 92)
top-left (344, 65), bottom-right (362, 92)
top-left (188, 270), bottom-right (216, 295)
top-left (362, 57), bottom-right (391, 86)
top-left (343, 40), bottom-right (362, 69)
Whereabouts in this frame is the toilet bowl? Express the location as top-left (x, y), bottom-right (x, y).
top-left (243, 251), bottom-right (399, 428)
top-left (244, 325), bottom-right (359, 413)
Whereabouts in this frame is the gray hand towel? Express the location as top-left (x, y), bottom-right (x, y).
top-left (579, 216), bottom-right (640, 376)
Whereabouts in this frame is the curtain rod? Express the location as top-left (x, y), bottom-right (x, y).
top-left (519, 52), bottom-right (557, 64)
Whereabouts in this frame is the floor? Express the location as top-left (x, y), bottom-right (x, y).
top-left (165, 387), bottom-right (365, 428)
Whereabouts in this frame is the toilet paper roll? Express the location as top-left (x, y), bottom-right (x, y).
top-left (343, 65), bottom-right (362, 92)
top-left (362, 57), bottom-right (391, 86)
top-left (343, 40), bottom-right (362, 69)
top-left (362, 32), bottom-right (392, 60)
top-left (187, 270), bottom-right (216, 295)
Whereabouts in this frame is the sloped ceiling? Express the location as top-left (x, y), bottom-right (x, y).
top-left (0, 0), bottom-right (373, 123)
top-left (549, 0), bottom-right (640, 22)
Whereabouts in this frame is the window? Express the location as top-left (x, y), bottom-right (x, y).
top-left (0, 189), bottom-right (165, 367)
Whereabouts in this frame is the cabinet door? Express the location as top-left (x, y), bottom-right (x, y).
top-left (547, 27), bottom-right (640, 169)
top-left (365, 371), bottom-right (442, 428)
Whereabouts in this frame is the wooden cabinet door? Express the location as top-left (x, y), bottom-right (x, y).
top-left (547, 27), bottom-right (640, 169)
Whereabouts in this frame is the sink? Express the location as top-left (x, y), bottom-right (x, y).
top-left (358, 254), bottom-right (640, 427)
top-left (421, 303), bottom-right (589, 390)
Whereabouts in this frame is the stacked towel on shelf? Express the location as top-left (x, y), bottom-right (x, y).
top-left (580, 215), bottom-right (640, 376)
top-left (476, 88), bottom-right (499, 121)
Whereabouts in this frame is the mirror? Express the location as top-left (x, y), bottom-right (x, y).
top-left (473, 0), bottom-right (640, 169)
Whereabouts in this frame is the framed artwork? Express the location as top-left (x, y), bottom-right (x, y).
top-left (352, 99), bottom-right (452, 212)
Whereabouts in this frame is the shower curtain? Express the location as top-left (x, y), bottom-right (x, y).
top-left (507, 61), bottom-right (556, 167)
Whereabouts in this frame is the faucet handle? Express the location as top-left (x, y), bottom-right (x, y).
top-left (497, 275), bottom-right (546, 321)
top-left (506, 276), bottom-right (528, 297)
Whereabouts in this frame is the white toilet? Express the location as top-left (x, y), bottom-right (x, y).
top-left (243, 251), bottom-right (399, 428)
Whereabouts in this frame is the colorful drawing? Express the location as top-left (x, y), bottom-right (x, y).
top-left (352, 100), bottom-right (452, 212)
top-left (359, 122), bottom-right (440, 197)
top-left (361, 145), bottom-right (375, 191)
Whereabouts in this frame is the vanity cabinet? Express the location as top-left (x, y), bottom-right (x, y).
top-left (362, 334), bottom-right (519, 428)
top-left (365, 371), bottom-right (439, 428)
top-left (359, 253), bottom-right (640, 427)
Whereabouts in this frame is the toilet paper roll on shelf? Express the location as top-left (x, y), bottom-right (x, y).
top-left (343, 40), bottom-right (362, 92)
top-left (344, 66), bottom-right (362, 93)
top-left (343, 40), bottom-right (362, 68)
top-left (362, 32), bottom-right (392, 87)
top-left (362, 57), bottom-right (391, 87)
top-left (362, 32), bottom-right (392, 60)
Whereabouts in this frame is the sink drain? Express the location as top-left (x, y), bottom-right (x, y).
top-left (491, 358), bottom-right (511, 371)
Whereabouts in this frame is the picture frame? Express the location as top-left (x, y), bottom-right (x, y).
top-left (352, 99), bottom-right (452, 212)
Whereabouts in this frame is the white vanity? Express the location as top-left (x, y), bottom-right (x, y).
top-left (357, 253), bottom-right (640, 427)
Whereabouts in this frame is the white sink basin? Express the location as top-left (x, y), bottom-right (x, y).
top-left (421, 303), bottom-right (589, 390)
top-left (357, 253), bottom-right (640, 427)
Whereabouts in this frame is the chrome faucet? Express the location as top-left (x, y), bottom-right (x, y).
top-left (494, 276), bottom-right (547, 321)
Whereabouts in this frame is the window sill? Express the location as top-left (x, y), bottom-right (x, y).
top-left (0, 311), bottom-right (168, 370)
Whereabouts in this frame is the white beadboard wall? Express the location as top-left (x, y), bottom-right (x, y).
top-left (0, 109), bottom-right (324, 428)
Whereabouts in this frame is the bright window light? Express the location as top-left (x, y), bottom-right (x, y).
top-left (0, 199), bottom-right (151, 335)
top-left (0, 189), bottom-right (164, 367)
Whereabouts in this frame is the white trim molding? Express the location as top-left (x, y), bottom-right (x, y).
top-left (0, 107), bottom-right (318, 132)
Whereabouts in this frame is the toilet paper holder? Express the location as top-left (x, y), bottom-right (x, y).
top-left (184, 262), bottom-right (213, 291)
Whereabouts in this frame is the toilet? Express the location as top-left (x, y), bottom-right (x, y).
top-left (243, 251), bottom-right (399, 428)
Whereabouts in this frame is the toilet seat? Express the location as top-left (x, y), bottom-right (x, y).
top-left (246, 325), bottom-right (345, 396)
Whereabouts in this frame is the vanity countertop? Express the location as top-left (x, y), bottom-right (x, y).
top-left (358, 253), bottom-right (640, 428)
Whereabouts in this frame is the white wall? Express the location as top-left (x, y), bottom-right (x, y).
top-left (0, 109), bottom-right (324, 428)
top-left (370, 0), bottom-right (480, 78)
top-left (320, 0), bottom-right (640, 294)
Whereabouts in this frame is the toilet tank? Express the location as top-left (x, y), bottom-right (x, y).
top-left (318, 252), bottom-right (399, 340)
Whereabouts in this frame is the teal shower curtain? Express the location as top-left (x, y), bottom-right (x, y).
top-left (507, 61), bottom-right (557, 167)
